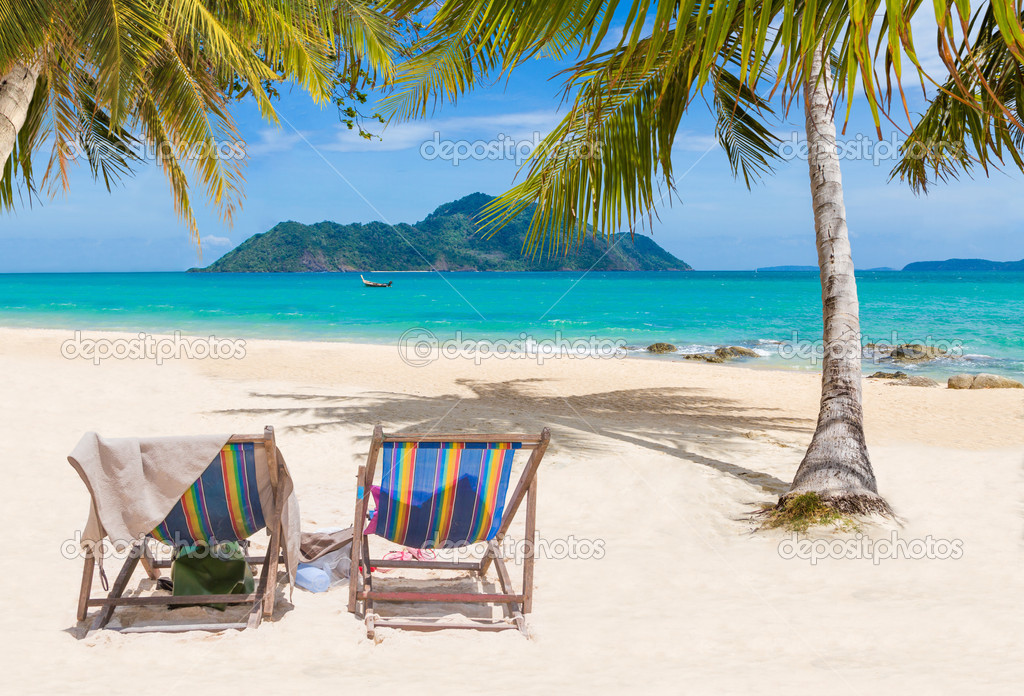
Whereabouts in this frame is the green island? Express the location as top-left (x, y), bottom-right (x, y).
top-left (189, 193), bottom-right (691, 273)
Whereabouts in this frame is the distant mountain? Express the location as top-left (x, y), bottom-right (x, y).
top-left (902, 258), bottom-right (1024, 271)
top-left (756, 265), bottom-right (818, 272)
top-left (756, 265), bottom-right (898, 272)
top-left (189, 193), bottom-right (691, 273)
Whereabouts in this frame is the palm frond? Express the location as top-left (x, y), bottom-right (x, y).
top-left (712, 64), bottom-right (781, 187)
top-left (890, 6), bottom-right (1024, 193)
top-left (74, 78), bottom-right (142, 191)
top-left (333, 0), bottom-right (399, 81)
top-left (0, 0), bottom-right (54, 71)
top-left (2, 0), bottom-right (393, 242)
top-left (79, 0), bottom-right (165, 126)
top-left (476, 27), bottom-right (780, 256)
top-left (379, 0), bottom-right (607, 121)
top-left (134, 79), bottom-right (201, 240)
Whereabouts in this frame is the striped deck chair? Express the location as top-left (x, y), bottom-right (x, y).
top-left (349, 426), bottom-right (550, 638)
top-left (78, 427), bottom-right (287, 633)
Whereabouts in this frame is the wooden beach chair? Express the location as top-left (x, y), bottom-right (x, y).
top-left (348, 426), bottom-right (550, 638)
top-left (77, 427), bottom-right (287, 633)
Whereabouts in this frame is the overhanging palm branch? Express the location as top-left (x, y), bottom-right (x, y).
top-left (380, 0), bottom-right (1024, 254)
top-left (379, 0), bottom-right (602, 121)
top-left (383, 0), bottom-right (1024, 168)
top-left (2, 0), bottom-right (398, 243)
top-left (891, 5), bottom-right (1024, 192)
top-left (0, 0), bottom-right (54, 68)
top-left (472, 31), bottom-right (780, 255)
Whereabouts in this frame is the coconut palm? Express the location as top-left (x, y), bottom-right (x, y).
top-left (0, 0), bottom-right (396, 241)
top-left (379, 0), bottom-right (1024, 516)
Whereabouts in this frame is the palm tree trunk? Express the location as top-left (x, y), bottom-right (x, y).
top-left (783, 43), bottom-right (892, 516)
top-left (0, 60), bottom-right (42, 185)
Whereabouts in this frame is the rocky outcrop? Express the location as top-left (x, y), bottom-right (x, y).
top-left (947, 373), bottom-right (1024, 389)
top-left (715, 346), bottom-right (759, 359)
top-left (889, 344), bottom-right (947, 362)
top-left (867, 371), bottom-right (937, 387)
top-left (683, 353), bottom-right (725, 363)
top-left (646, 342), bottom-right (677, 354)
top-left (947, 374), bottom-right (975, 389)
top-left (972, 374), bottom-right (1024, 389)
top-left (682, 346), bottom-right (760, 363)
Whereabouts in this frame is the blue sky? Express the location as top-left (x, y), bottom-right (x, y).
top-left (2, 36), bottom-right (1023, 272)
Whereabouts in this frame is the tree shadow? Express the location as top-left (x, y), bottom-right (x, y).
top-left (211, 377), bottom-right (812, 494)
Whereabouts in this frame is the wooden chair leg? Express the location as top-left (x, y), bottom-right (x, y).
top-left (259, 529), bottom-right (281, 618)
top-left (489, 541), bottom-right (527, 635)
top-left (246, 600), bottom-right (264, 630)
top-left (351, 427), bottom-right (382, 617)
top-left (523, 478), bottom-right (537, 614)
top-left (140, 541), bottom-right (160, 580)
top-left (349, 464), bottom-right (368, 614)
top-left (360, 535), bottom-right (374, 620)
top-left (90, 543), bottom-right (143, 631)
top-left (247, 543), bottom-right (277, 629)
top-left (77, 553), bottom-right (96, 622)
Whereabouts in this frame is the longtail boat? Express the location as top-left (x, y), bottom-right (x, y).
top-left (361, 275), bottom-right (392, 287)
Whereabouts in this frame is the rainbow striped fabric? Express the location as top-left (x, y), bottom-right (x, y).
top-left (150, 442), bottom-right (266, 546)
top-left (374, 441), bottom-right (520, 549)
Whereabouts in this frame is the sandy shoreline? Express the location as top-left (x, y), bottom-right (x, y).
top-left (1, 326), bottom-right (1022, 694)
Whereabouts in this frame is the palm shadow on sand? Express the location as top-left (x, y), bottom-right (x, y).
top-left (211, 377), bottom-right (811, 494)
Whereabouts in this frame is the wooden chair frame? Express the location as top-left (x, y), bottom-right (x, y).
top-left (348, 426), bottom-right (550, 638)
top-left (77, 426), bottom-right (287, 634)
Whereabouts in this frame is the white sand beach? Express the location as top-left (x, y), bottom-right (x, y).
top-left (1, 326), bottom-right (1022, 694)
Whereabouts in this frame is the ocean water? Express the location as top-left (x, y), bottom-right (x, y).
top-left (0, 271), bottom-right (1021, 378)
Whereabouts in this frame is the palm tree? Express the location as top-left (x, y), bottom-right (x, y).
top-left (789, 40), bottom-right (886, 513)
top-left (0, 0), bottom-right (396, 241)
top-left (380, 1), bottom-right (1024, 516)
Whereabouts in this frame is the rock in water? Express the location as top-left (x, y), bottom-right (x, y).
top-left (867, 371), bottom-right (908, 379)
top-left (683, 353), bottom-right (726, 363)
top-left (715, 346), bottom-right (759, 359)
top-left (684, 346), bottom-right (761, 363)
top-left (947, 374), bottom-right (975, 389)
top-left (647, 342), bottom-right (677, 354)
top-left (970, 373), bottom-right (1024, 389)
top-left (890, 344), bottom-right (946, 362)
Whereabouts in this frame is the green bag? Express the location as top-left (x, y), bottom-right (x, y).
top-left (171, 542), bottom-right (255, 610)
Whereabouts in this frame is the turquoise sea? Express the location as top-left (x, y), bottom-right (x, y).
top-left (0, 271), bottom-right (1022, 378)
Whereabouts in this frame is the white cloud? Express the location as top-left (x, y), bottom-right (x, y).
top-left (202, 235), bottom-right (232, 247)
top-left (245, 128), bottom-right (306, 157)
top-left (673, 131), bottom-right (720, 152)
top-left (319, 110), bottom-right (567, 153)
